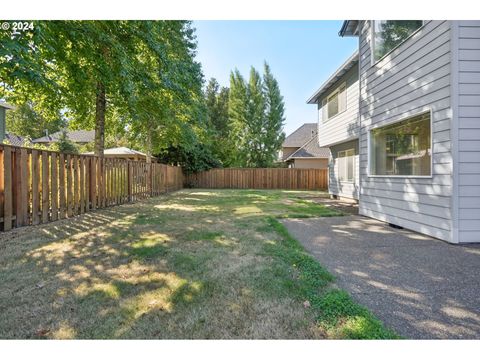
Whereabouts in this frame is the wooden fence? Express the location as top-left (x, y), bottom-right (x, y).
top-left (185, 168), bottom-right (328, 190)
top-left (0, 144), bottom-right (183, 232)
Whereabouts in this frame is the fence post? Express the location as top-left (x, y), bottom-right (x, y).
top-left (89, 157), bottom-right (96, 210)
top-left (3, 146), bottom-right (12, 231)
top-left (147, 162), bottom-right (152, 196)
top-left (165, 165), bottom-right (169, 193)
top-left (127, 161), bottom-right (132, 202)
top-left (58, 153), bottom-right (66, 218)
top-left (51, 152), bottom-right (58, 221)
top-left (0, 146), bottom-right (3, 228)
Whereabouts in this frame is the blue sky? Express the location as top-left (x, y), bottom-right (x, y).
top-left (193, 20), bottom-right (357, 136)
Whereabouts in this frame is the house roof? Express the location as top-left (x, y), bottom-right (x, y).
top-left (33, 130), bottom-right (95, 143)
top-left (282, 123), bottom-right (318, 148)
top-left (339, 20), bottom-right (360, 37)
top-left (307, 50), bottom-right (359, 104)
top-left (83, 147), bottom-right (150, 157)
top-left (0, 102), bottom-right (15, 110)
top-left (4, 133), bottom-right (30, 147)
top-left (286, 136), bottom-right (330, 160)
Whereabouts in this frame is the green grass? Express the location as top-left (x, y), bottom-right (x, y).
top-left (266, 217), bottom-right (399, 339)
top-left (0, 189), bottom-right (397, 339)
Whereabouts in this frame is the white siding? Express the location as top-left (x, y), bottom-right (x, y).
top-left (457, 21), bottom-right (480, 243)
top-left (318, 64), bottom-right (359, 147)
top-left (328, 140), bottom-right (359, 200)
top-left (358, 20), bottom-right (453, 242)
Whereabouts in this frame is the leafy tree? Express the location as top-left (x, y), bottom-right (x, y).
top-left (204, 78), bottom-right (232, 165)
top-left (228, 69), bottom-right (249, 166)
top-left (227, 63), bottom-right (286, 168)
top-left (5, 101), bottom-right (66, 140)
top-left (205, 78), bottom-right (230, 136)
top-left (50, 130), bottom-right (79, 154)
top-left (155, 132), bottom-right (221, 174)
top-left (103, 21), bottom-right (207, 163)
top-left (1, 21), bottom-right (208, 159)
top-left (262, 62), bottom-right (286, 166)
top-left (245, 67), bottom-right (266, 167)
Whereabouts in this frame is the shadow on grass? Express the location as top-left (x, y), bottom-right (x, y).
top-left (0, 189), bottom-right (380, 339)
top-left (0, 195), bottom-right (219, 339)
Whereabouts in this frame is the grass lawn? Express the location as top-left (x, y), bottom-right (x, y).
top-left (0, 189), bottom-right (397, 339)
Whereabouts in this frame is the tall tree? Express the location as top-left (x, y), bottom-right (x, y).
top-left (205, 78), bottom-right (229, 136)
top-left (245, 67), bottom-right (266, 167)
top-left (227, 63), bottom-right (286, 168)
top-left (228, 69), bottom-right (249, 166)
top-left (1, 21), bottom-right (208, 159)
top-left (262, 62), bottom-right (286, 166)
top-left (204, 78), bottom-right (231, 165)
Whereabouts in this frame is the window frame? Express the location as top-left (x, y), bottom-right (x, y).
top-left (321, 82), bottom-right (347, 123)
top-left (367, 109), bottom-right (433, 179)
top-left (337, 148), bottom-right (355, 183)
top-left (370, 20), bottom-right (426, 66)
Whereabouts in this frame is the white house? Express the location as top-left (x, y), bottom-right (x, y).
top-left (309, 20), bottom-right (480, 244)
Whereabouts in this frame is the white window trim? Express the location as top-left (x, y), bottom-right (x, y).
top-left (367, 109), bottom-right (433, 179)
top-left (337, 148), bottom-right (355, 183)
top-left (322, 82), bottom-right (347, 123)
top-left (370, 20), bottom-right (426, 66)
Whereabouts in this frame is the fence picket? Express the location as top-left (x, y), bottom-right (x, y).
top-left (58, 153), bottom-right (66, 219)
top-left (51, 153), bottom-right (58, 221)
top-left (66, 155), bottom-right (73, 217)
top-left (0, 148), bottom-right (4, 226)
top-left (32, 150), bottom-right (40, 225)
top-left (41, 151), bottom-right (49, 223)
top-left (0, 144), bottom-right (184, 232)
top-left (186, 168), bottom-right (327, 191)
top-left (79, 156), bottom-right (85, 214)
top-left (3, 146), bottom-right (13, 231)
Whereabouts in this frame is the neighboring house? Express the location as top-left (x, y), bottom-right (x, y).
top-left (83, 147), bottom-right (153, 162)
top-left (282, 123), bottom-right (329, 169)
top-left (32, 129), bottom-right (95, 145)
top-left (307, 51), bottom-right (360, 200)
top-left (0, 102), bottom-right (30, 147)
top-left (309, 20), bottom-right (480, 244)
top-left (4, 133), bottom-right (31, 147)
top-left (0, 102), bottom-right (15, 143)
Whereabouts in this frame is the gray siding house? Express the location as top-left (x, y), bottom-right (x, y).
top-left (307, 51), bottom-right (360, 200)
top-left (309, 20), bottom-right (480, 244)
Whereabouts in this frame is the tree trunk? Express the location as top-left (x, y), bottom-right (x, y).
top-left (94, 81), bottom-right (106, 157)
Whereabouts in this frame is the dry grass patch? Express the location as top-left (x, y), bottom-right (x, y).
top-left (0, 189), bottom-right (394, 339)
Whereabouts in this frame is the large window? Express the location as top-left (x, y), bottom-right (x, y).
top-left (338, 149), bottom-right (355, 182)
top-left (373, 20), bottom-right (423, 62)
top-left (369, 112), bottom-right (431, 176)
top-left (322, 83), bottom-right (346, 121)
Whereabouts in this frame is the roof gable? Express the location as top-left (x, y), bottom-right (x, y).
top-left (282, 123), bottom-right (317, 147)
top-left (286, 137), bottom-right (330, 159)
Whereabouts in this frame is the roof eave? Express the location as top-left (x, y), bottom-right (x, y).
top-left (287, 156), bottom-right (329, 160)
top-left (306, 50), bottom-right (359, 104)
top-left (339, 20), bottom-right (360, 37)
